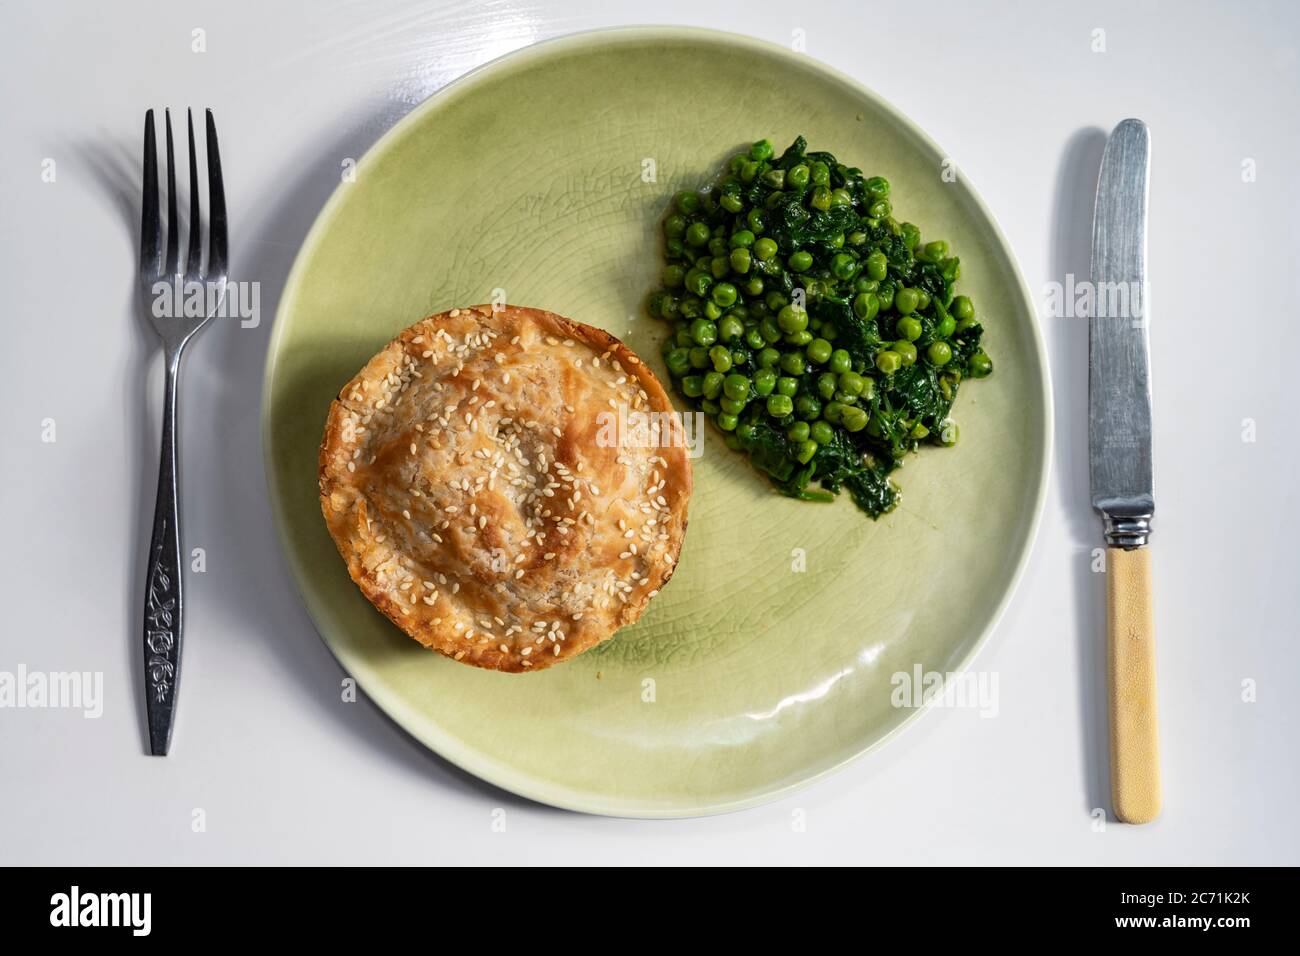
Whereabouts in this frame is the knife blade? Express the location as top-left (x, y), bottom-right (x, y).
top-left (1089, 118), bottom-right (1160, 824)
top-left (1089, 118), bottom-right (1153, 545)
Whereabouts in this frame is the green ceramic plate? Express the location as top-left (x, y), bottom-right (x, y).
top-left (263, 27), bottom-right (1051, 817)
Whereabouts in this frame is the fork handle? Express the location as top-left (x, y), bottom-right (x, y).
top-left (143, 345), bottom-right (185, 755)
top-left (1107, 546), bottom-right (1161, 823)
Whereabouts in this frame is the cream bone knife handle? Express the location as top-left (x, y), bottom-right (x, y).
top-left (1106, 545), bottom-right (1160, 823)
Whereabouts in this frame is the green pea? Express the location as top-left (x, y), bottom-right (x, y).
top-left (723, 373), bottom-right (751, 401)
top-left (794, 440), bottom-right (818, 464)
top-left (802, 421), bottom-right (828, 446)
top-left (787, 164), bottom-right (810, 189)
top-left (969, 351), bottom-right (993, 378)
top-left (830, 253), bottom-right (857, 280)
top-left (936, 313), bottom-right (956, 339)
top-left (865, 250), bottom-right (888, 281)
top-left (711, 282), bottom-right (738, 308)
top-left (897, 316), bottom-right (923, 342)
top-left (810, 162), bottom-right (830, 186)
top-left (748, 138), bottom-right (774, 161)
top-left (779, 352), bottom-right (806, 376)
top-left (777, 305), bottom-right (809, 334)
top-left (867, 199), bottom-right (891, 219)
top-left (837, 371), bottom-right (866, 397)
top-left (731, 348), bottom-right (747, 367)
top-left (787, 421), bottom-right (810, 442)
top-left (766, 394), bottom-right (795, 418)
top-left (689, 318), bottom-right (717, 347)
top-left (894, 340), bottom-right (918, 366)
top-left (875, 350), bottom-right (902, 374)
top-left (795, 394), bottom-right (822, 420)
top-left (728, 229), bottom-right (755, 249)
top-left (709, 236), bottom-right (728, 257)
top-left (759, 318), bottom-right (783, 343)
top-left (840, 405), bottom-right (869, 432)
top-left (915, 289), bottom-right (931, 311)
top-left (900, 222), bottom-right (920, 249)
top-left (709, 345), bottom-right (733, 372)
top-left (665, 347), bottom-right (691, 377)
top-left (665, 237), bottom-right (685, 258)
top-left (709, 256), bottom-right (730, 280)
top-left (747, 208), bottom-right (766, 233)
top-left (806, 338), bottom-right (832, 364)
top-left (832, 188), bottom-right (854, 207)
top-left (809, 186), bottom-right (832, 211)
top-left (823, 400), bottom-right (845, 424)
top-left (784, 329), bottom-right (813, 347)
top-left (703, 300), bottom-right (723, 321)
top-left (894, 287), bottom-right (920, 314)
top-left (674, 190), bottom-right (700, 215)
top-left (923, 239), bottom-right (949, 262)
top-left (701, 371), bottom-right (724, 399)
top-left (716, 315), bottom-right (743, 343)
top-left (926, 341), bottom-right (953, 366)
top-left (685, 222), bottom-right (711, 247)
top-left (688, 346), bottom-right (710, 369)
top-left (680, 375), bottom-right (703, 398)
top-left (664, 214), bottom-right (686, 238)
top-left (817, 372), bottom-right (839, 400)
top-left (684, 269), bottom-right (711, 296)
top-left (716, 412), bottom-right (739, 431)
top-left (757, 347), bottom-right (781, 369)
top-left (743, 276), bottom-right (764, 297)
top-left (745, 327), bottom-right (766, 350)
top-left (952, 295), bottom-right (975, 321)
top-left (852, 292), bottom-right (880, 321)
top-left (753, 237), bottom-right (778, 261)
top-left (910, 422), bottom-right (929, 440)
top-left (865, 175), bottom-right (890, 200)
top-left (701, 399), bottom-right (720, 416)
top-left (720, 397), bottom-right (746, 415)
top-left (776, 375), bottom-right (800, 396)
top-left (662, 264), bottom-right (685, 288)
top-left (828, 348), bottom-right (852, 375)
top-left (788, 250), bottom-right (814, 272)
top-left (762, 168), bottom-right (786, 189)
top-left (727, 248), bottom-right (751, 274)
top-left (847, 231), bottom-right (867, 246)
top-left (754, 368), bottom-right (777, 395)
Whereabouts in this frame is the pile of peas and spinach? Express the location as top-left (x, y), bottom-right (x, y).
top-left (646, 136), bottom-right (993, 518)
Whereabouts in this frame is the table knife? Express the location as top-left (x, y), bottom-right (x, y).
top-left (1089, 118), bottom-right (1159, 823)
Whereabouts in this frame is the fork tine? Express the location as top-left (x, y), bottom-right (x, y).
top-left (164, 109), bottom-right (179, 277)
top-left (204, 109), bottom-right (228, 277)
top-left (184, 109), bottom-right (203, 280)
top-left (139, 110), bottom-right (161, 281)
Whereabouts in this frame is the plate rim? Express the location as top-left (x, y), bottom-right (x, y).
top-left (260, 24), bottom-right (1055, 818)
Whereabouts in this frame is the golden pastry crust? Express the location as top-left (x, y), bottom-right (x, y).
top-left (319, 305), bottom-right (692, 672)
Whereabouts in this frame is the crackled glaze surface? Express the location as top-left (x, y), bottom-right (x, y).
top-left (263, 27), bottom-right (1050, 815)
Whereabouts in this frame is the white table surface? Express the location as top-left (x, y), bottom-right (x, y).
top-left (2, 0), bottom-right (1297, 865)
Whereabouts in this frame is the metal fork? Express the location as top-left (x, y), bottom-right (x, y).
top-left (139, 108), bottom-right (227, 755)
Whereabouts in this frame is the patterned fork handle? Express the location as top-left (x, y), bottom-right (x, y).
top-left (143, 346), bottom-right (184, 755)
